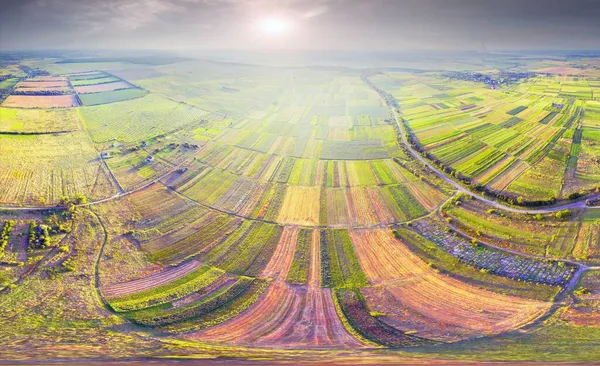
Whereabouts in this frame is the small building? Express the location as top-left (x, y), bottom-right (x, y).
top-left (146, 155), bottom-right (154, 163)
top-left (141, 141), bottom-right (147, 147)
top-left (100, 152), bottom-right (110, 159)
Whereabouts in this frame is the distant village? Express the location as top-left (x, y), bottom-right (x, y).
top-left (443, 71), bottom-right (537, 89)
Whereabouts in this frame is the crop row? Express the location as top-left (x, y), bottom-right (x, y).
top-left (108, 265), bottom-right (224, 312)
top-left (320, 229), bottom-right (369, 288)
top-left (410, 218), bottom-right (575, 285)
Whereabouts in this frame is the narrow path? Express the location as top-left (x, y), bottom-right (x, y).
top-left (89, 209), bottom-right (111, 310)
top-left (87, 208), bottom-right (172, 338)
top-left (75, 102), bottom-right (125, 195)
top-left (100, 157), bottom-right (125, 194)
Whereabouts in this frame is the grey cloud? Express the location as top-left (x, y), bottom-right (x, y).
top-left (1, 0), bottom-right (599, 51)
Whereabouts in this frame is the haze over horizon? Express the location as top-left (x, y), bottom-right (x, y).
top-left (1, 0), bottom-right (600, 53)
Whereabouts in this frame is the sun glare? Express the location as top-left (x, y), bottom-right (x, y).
top-left (257, 17), bottom-right (293, 36)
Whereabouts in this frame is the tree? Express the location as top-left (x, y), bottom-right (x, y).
top-left (72, 193), bottom-right (88, 205)
top-left (555, 209), bottom-right (571, 219)
top-left (0, 270), bottom-right (9, 286)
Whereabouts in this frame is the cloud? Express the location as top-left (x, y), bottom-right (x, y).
top-left (302, 5), bottom-right (329, 19)
top-left (20, 0), bottom-right (335, 36)
top-left (6, 0), bottom-right (598, 51)
top-left (26, 0), bottom-right (186, 33)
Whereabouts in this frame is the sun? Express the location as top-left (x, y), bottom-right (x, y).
top-left (256, 17), bottom-right (293, 36)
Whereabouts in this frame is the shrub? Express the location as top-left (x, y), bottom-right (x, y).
top-left (574, 286), bottom-right (590, 296)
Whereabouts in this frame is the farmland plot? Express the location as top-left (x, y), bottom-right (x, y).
top-left (104, 149), bottom-right (171, 190)
top-left (121, 275), bottom-right (265, 329)
top-left (277, 186), bottom-right (321, 226)
top-left (326, 189), bottom-right (350, 226)
top-left (102, 260), bottom-right (203, 299)
top-left (345, 187), bottom-right (380, 226)
top-left (147, 213), bottom-right (243, 265)
top-left (350, 229), bottom-right (550, 342)
top-left (573, 210), bottom-right (600, 263)
top-left (189, 282), bottom-right (366, 349)
top-left (321, 229), bottom-right (369, 288)
top-left (374, 73), bottom-right (588, 201)
top-left (411, 217), bottom-right (574, 285)
top-left (189, 225), bottom-right (364, 349)
top-left (2, 95), bottom-right (80, 108)
top-left (0, 132), bottom-right (116, 204)
top-left (79, 89), bottom-right (148, 106)
top-left (204, 222), bottom-right (283, 276)
top-left (14, 80), bottom-right (70, 93)
top-left (128, 185), bottom-right (195, 229)
top-left (74, 81), bottom-right (133, 94)
top-left (0, 107), bottom-right (80, 133)
top-left (286, 228), bottom-right (315, 284)
top-left (181, 168), bottom-right (238, 206)
top-left (79, 94), bottom-right (209, 143)
top-left (213, 177), bottom-right (267, 216)
top-left (106, 265), bottom-right (225, 312)
top-left (321, 141), bottom-right (389, 160)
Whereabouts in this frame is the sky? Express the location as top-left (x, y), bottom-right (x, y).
top-left (1, 0), bottom-right (599, 52)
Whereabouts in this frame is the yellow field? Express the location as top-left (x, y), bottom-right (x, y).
top-left (277, 186), bottom-right (321, 226)
top-left (0, 107), bottom-right (81, 133)
top-left (351, 229), bottom-right (550, 342)
top-left (0, 131), bottom-right (116, 204)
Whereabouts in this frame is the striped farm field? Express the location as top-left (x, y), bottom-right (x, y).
top-left (79, 93), bottom-right (209, 142)
top-left (78, 88), bottom-right (148, 105)
top-left (204, 222), bottom-right (283, 276)
top-left (2, 95), bottom-right (80, 108)
top-left (277, 186), bottom-right (321, 226)
top-left (188, 282), bottom-right (366, 349)
top-left (115, 274), bottom-right (269, 332)
top-left (0, 131), bottom-right (116, 204)
top-left (107, 265), bottom-right (225, 312)
top-left (326, 189), bottom-right (351, 226)
top-left (350, 228), bottom-right (550, 342)
top-left (128, 186), bottom-right (195, 230)
top-left (260, 226), bottom-right (300, 280)
top-left (102, 260), bottom-right (203, 299)
top-left (320, 228), bottom-right (369, 288)
top-left (0, 107), bottom-right (80, 133)
top-left (188, 223), bottom-right (365, 349)
top-left (372, 72), bottom-right (588, 202)
top-left (74, 81), bottom-right (132, 94)
top-left (146, 212), bottom-right (243, 265)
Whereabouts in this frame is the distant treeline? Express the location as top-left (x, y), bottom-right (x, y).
top-left (13, 90), bottom-right (71, 96)
top-left (0, 130), bottom-right (75, 136)
top-left (19, 65), bottom-right (50, 77)
top-left (56, 56), bottom-right (190, 65)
